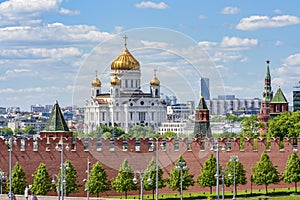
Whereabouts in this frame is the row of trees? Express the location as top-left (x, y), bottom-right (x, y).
top-left (76, 124), bottom-right (178, 139)
top-left (2, 151), bottom-right (300, 198)
top-left (1, 160), bottom-right (79, 196)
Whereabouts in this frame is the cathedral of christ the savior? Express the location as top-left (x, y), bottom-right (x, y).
top-left (84, 36), bottom-right (167, 134)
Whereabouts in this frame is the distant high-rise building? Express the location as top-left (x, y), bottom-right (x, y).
top-left (200, 77), bottom-right (210, 100)
top-left (293, 81), bottom-right (300, 111)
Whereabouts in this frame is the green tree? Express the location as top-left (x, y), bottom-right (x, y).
top-left (88, 124), bottom-right (125, 138)
top-left (162, 131), bottom-right (177, 138)
top-left (128, 125), bottom-right (154, 138)
top-left (224, 156), bottom-right (247, 195)
top-left (6, 162), bottom-right (27, 194)
top-left (283, 152), bottom-right (300, 192)
top-left (268, 111), bottom-right (300, 139)
top-left (251, 151), bottom-right (280, 194)
top-left (0, 127), bottom-right (13, 135)
top-left (143, 157), bottom-right (165, 200)
top-left (31, 163), bottom-right (52, 195)
top-left (111, 159), bottom-right (137, 199)
top-left (241, 115), bottom-right (264, 138)
top-left (23, 126), bottom-right (36, 135)
top-left (59, 160), bottom-right (79, 196)
top-left (197, 154), bottom-right (217, 194)
top-left (88, 161), bottom-right (109, 197)
top-left (167, 156), bottom-right (194, 192)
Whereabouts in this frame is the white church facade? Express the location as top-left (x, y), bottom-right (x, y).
top-left (84, 37), bottom-right (167, 133)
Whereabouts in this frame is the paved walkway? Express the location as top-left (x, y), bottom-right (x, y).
top-left (0, 194), bottom-right (126, 200)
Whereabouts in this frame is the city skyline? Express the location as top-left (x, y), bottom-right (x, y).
top-left (0, 0), bottom-right (300, 110)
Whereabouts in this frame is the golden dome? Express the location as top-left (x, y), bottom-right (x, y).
top-left (150, 69), bottom-right (160, 86)
top-left (92, 71), bottom-right (101, 87)
top-left (111, 35), bottom-right (140, 71)
top-left (110, 74), bottom-right (120, 86)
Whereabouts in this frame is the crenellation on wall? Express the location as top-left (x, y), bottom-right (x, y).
top-left (0, 136), bottom-right (290, 154)
top-left (0, 136), bottom-right (295, 197)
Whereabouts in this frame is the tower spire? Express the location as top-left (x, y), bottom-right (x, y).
top-left (266, 60), bottom-right (270, 78)
top-left (123, 35), bottom-right (128, 48)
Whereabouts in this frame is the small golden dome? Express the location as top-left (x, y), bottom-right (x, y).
top-left (92, 71), bottom-right (101, 87)
top-left (110, 74), bottom-right (120, 86)
top-left (150, 69), bottom-right (160, 86)
top-left (111, 35), bottom-right (140, 71)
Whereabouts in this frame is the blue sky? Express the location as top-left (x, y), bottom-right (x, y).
top-left (1, 0), bottom-right (300, 110)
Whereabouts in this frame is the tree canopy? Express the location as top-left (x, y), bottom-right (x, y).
top-left (128, 125), bottom-right (155, 138)
top-left (251, 152), bottom-right (280, 194)
top-left (111, 159), bottom-right (137, 199)
top-left (283, 152), bottom-right (300, 192)
top-left (60, 160), bottom-right (79, 196)
top-left (268, 111), bottom-right (300, 139)
top-left (31, 163), bottom-right (52, 195)
top-left (6, 162), bottom-right (28, 194)
top-left (88, 161), bottom-right (109, 197)
top-left (224, 156), bottom-right (247, 195)
top-left (143, 157), bottom-right (165, 199)
top-left (197, 153), bottom-right (217, 194)
top-left (167, 156), bottom-right (194, 192)
top-left (241, 115), bottom-right (264, 138)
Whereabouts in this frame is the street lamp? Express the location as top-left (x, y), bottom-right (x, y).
top-left (133, 170), bottom-right (152, 200)
top-left (152, 138), bottom-right (164, 200)
top-left (176, 162), bottom-right (187, 200)
top-left (83, 157), bottom-right (91, 200)
top-left (5, 136), bottom-right (17, 200)
top-left (228, 155), bottom-right (239, 200)
top-left (52, 174), bottom-right (60, 200)
top-left (54, 142), bottom-right (70, 200)
top-left (211, 140), bottom-right (225, 200)
top-left (0, 171), bottom-right (7, 194)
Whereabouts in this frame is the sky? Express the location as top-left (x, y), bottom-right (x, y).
top-left (1, 0), bottom-right (300, 111)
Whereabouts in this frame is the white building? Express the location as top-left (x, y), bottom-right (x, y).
top-left (206, 96), bottom-right (261, 116)
top-left (158, 122), bottom-right (194, 137)
top-left (84, 38), bottom-right (167, 133)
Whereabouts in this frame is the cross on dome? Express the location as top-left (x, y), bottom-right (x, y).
top-left (123, 35), bottom-right (128, 48)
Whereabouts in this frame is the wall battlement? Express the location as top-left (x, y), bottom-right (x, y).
top-left (0, 136), bottom-right (296, 153)
top-left (0, 136), bottom-right (297, 197)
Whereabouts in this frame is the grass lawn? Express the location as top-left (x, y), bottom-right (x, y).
top-left (116, 187), bottom-right (300, 199)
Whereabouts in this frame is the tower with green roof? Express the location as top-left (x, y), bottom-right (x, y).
top-left (40, 101), bottom-right (73, 139)
top-left (270, 86), bottom-right (288, 118)
top-left (258, 60), bottom-right (273, 133)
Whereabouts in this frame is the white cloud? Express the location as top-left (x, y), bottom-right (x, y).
top-left (0, 0), bottom-right (62, 26)
top-left (0, 87), bottom-right (44, 93)
top-left (5, 69), bottom-right (31, 74)
top-left (0, 23), bottom-right (113, 45)
top-left (236, 15), bottom-right (300, 30)
top-left (283, 53), bottom-right (300, 66)
top-left (221, 6), bottom-right (240, 15)
top-left (198, 15), bottom-right (206, 20)
top-left (0, 47), bottom-right (82, 59)
top-left (198, 41), bottom-right (217, 48)
top-left (135, 1), bottom-right (168, 9)
top-left (114, 26), bottom-right (124, 33)
top-left (197, 37), bottom-right (256, 63)
top-left (221, 36), bottom-right (258, 48)
top-left (59, 7), bottom-right (80, 15)
top-left (274, 9), bottom-right (282, 14)
top-left (275, 40), bottom-right (283, 46)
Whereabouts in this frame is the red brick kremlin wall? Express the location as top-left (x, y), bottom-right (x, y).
top-left (0, 136), bottom-right (297, 197)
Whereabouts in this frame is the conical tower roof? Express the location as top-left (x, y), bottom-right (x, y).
top-left (271, 86), bottom-right (288, 103)
top-left (43, 101), bottom-right (69, 132)
top-left (196, 93), bottom-right (208, 110)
